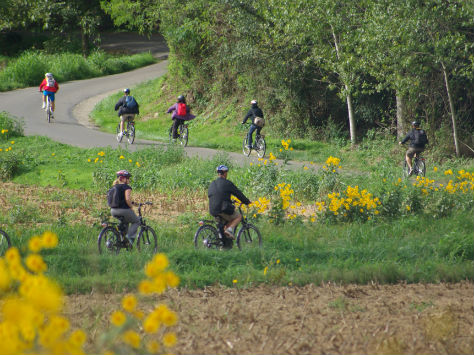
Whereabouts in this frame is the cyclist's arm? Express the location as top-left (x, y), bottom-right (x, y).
top-left (114, 97), bottom-right (124, 111)
top-left (166, 104), bottom-right (177, 114)
top-left (242, 109), bottom-right (252, 124)
top-left (399, 132), bottom-right (411, 145)
top-left (124, 188), bottom-right (133, 209)
top-left (229, 183), bottom-right (251, 205)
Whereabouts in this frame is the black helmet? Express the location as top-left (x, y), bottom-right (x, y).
top-left (412, 121), bottom-right (420, 127)
top-left (123, 88), bottom-right (130, 94)
top-left (177, 95), bottom-right (185, 102)
top-left (116, 170), bottom-right (131, 178)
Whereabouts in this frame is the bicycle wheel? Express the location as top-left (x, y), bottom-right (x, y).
top-left (237, 224), bottom-right (262, 250)
top-left (256, 136), bottom-right (266, 158)
top-left (403, 161), bottom-right (410, 178)
top-left (0, 229), bottom-right (11, 255)
top-left (416, 159), bottom-right (426, 177)
top-left (136, 226), bottom-right (158, 253)
top-left (168, 126), bottom-right (173, 143)
top-left (127, 122), bottom-right (135, 144)
top-left (116, 123), bottom-right (123, 143)
top-left (98, 226), bottom-right (121, 255)
top-left (194, 225), bottom-right (220, 250)
top-left (242, 137), bottom-right (251, 156)
top-left (180, 126), bottom-right (188, 147)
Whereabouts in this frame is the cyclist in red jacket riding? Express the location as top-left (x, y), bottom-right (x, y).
top-left (167, 95), bottom-right (195, 140)
top-left (39, 73), bottom-right (59, 116)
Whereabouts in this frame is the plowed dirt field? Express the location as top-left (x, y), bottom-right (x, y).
top-left (66, 282), bottom-right (473, 354)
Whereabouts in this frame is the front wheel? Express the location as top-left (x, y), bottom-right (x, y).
top-left (242, 137), bottom-right (251, 156)
top-left (236, 224), bottom-right (262, 250)
top-left (127, 122), bottom-right (135, 144)
top-left (0, 230), bottom-right (11, 255)
top-left (194, 225), bottom-right (220, 250)
top-left (136, 226), bottom-right (158, 253)
top-left (116, 124), bottom-right (123, 143)
top-left (256, 136), bottom-right (266, 158)
top-left (98, 226), bottom-right (121, 255)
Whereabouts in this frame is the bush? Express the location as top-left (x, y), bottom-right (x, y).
top-left (0, 150), bottom-right (22, 180)
top-left (0, 111), bottom-right (24, 139)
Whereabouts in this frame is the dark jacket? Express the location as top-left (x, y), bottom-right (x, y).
top-left (208, 177), bottom-right (251, 216)
top-left (401, 128), bottom-right (428, 148)
top-left (115, 95), bottom-right (139, 117)
top-left (242, 104), bottom-right (264, 124)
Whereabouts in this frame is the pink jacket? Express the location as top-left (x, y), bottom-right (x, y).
top-left (167, 103), bottom-right (196, 121)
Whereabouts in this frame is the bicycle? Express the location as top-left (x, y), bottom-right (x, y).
top-left (168, 121), bottom-right (189, 146)
top-left (194, 202), bottom-right (262, 251)
top-left (403, 154), bottom-right (426, 177)
top-left (116, 114), bottom-right (136, 144)
top-left (98, 202), bottom-right (157, 254)
top-left (0, 229), bottom-right (11, 255)
top-left (243, 133), bottom-right (266, 158)
top-left (45, 95), bottom-right (53, 123)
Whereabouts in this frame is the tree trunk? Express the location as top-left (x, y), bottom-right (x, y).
top-left (441, 62), bottom-right (460, 156)
top-left (81, 27), bottom-right (89, 58)
top-left (332, 26), bottom-right (356, 145)
top-left (396, 93), bottom-right (405, 139)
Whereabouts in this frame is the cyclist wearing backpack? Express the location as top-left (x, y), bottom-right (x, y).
top-left (208, 165), bottom-right (251, 239)
top-left (108, 170), bottom-right (140, 245)
top-left (39, 73), bottom-right (59, 116)
top-left (115, 88), bottom-right (139, 139)
top-left (399, 121), bottom-right (428, 176)
top-left (167, 95), bottom-right (195, 140)
top-left (242, 99), bottom-right (264, 149)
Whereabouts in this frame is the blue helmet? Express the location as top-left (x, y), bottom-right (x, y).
top-left (123, 88), bottom-right (130, 94)
top-left (216, 165), bottom-right (229, 173)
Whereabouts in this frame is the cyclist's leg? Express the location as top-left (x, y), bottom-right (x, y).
top-left (112, 208), bottom-right (140, 242)
top-left (119, 115), bottom-right (126, 133)
top-left (49, 92), bottom-right (55, 111)
top-left (256, 126), bottom-right (262, 139)
top-left (172, 119), bottom-right (180, 139)
top-left (406, 147), bottom-right (416, 172)
top-left (218, 210), bottom-right (242, 239)
top-left (247, 124), bottom-right (257, 147)
top-left (42, 91), bottom-right (47, 108)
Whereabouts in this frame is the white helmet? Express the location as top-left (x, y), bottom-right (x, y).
top-left (250, 99), bottom-right (257, 105)
top-left (45, 73), bottom-right (53, 77)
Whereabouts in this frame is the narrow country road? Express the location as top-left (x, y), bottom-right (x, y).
top-left (0, 33), bottom-right (312, 169)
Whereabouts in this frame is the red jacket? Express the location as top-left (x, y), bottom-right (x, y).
top-left (39, 78), bottom-right (59, 93)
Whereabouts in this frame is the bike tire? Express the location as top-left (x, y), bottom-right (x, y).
top-left (256, 137), bottom-right (266, 158)
top-left (403, 161), bottom-right (410, 178)
top-left (194, 225), bottom-right (220, 250)
top-left (116, 124), bottom-right (123, 143)
top-left (416, 159), bottom-right (426, 177)
top-left (137, 226), bottom-right (158, 253)
top-left (0, 229), bottom-right (11, 255)
top-left (127, 122), bottom-right (135, 144)
top-left (180, 126), bottom-right (188, 147)
top-left (98, 226), bottom-right (121, 255)
top-left (168, 126), bottom-right (173, 144)
top-left (237, 224), bottom-right (262, 250)
top-left (242, 137), bottom-right (251, 156)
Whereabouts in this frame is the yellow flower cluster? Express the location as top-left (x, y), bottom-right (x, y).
top-left (414, 171), bottom-right (474, 195)
top-left (87, 151), bottom-right (141, 167)
top-left (317, 185), bottom-right (381, 220)
top-left (322, 156), bottom-right (341, 172)
top-left (274, 183), bottom-right (294, 210)
top-left (0, 140), bottom-right (14, 153)
top-left (138, 253), bottom-right (179, 294)
top-left (249, 197), bottom-right (271, 214)
top-left (0, 232), bottom-right (86, 355)
top-left (1, 129), bottom-right (8, 134)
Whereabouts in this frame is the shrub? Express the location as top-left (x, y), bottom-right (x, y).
top-left (0, 111), bottom-right (24, 140)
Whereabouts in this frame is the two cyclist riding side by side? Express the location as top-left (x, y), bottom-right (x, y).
top-left (39, 73), bottom-right (59, 119)
top-left (399, 121), bottom-right (428, 176)
top-left (167, 94), bottom-right (195, 144)
top-left (115, 88), bottom-right (139, 141)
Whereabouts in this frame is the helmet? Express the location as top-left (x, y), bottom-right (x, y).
top-left (123, 88), bottom-right (130, 94)
top-left (216, 165), bottom-right (229, 173)
top-left (177, 95), bottom-right (185, 102)
top-left (251, 99), bottom-right (257, 105)
top-left (412, 121), bottom-right (420, 127)
top-left (45, 73), bottom-right (53, 77)
top-left (116, 170), bottom-right (132, 178)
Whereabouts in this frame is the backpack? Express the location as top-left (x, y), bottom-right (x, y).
top-left (125, 96), bottom-right (138, 110)
top-left (107, 185), bottom-right (121, 208)
top-left (46, 77), bottom-right (55, 87)
top-left (413, 129), bottom-right (428, 146)
top-left (253, 116), bottom-right (265, 127)
top-left (177, 103), bottom-right (187, 116)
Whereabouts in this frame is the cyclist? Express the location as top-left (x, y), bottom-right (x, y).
top-left (109, 170), bottom-right (140, 245)
top-left (399, 121), bottom-right (428, 176)
top-left (208, 165), bottom-right (251, 239)
top-left (115, 88), bottom-right (139, 139)
top-left (167, 94), bottom-right (195, 141)
top-left (39, 73), bottom-right (59, 116)
top-left (242, 99), bottom-right (264, 149)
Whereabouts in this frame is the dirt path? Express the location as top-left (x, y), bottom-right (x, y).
top-left (66, 282), bottom-right (473, 355)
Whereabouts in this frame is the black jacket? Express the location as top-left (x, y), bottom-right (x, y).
top-left (208, 177), bottom-right (251, 216)
top-left (401, 128), bottom-right (428, 148)
top-left (242, 104), bottom-right (264, 124)
top-left (115, 95), bottom-right (140, 117)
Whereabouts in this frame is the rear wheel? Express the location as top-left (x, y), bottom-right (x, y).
top-left (98, 226), bottom-right (121, 255)
top-left (168, 126), bottom-right (173, 143)
top-left (179, 125), bottom-right (188, 146)
top-left (256, 136), bottom-right (266, 158)
top-left (137, 226), bottom-right (157, 253)
top-left (403, 161), bottom-right (410, 178)
top-left (242, 137), bottom-right (251, 156)
top-left (194, 225), bottom-right (220, 250)
top-left (0, 230), bottom-right (11, 256)
top-left (116, 123), bottom-right (123, 142)
top-left (416, 159), bottom-right (426, 177)
top-left (237, 224), bottom-right (262, 250)
top-left (127, 122), bottom-right (135, 144)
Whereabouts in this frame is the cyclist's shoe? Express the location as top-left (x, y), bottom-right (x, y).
top-left (51, 112), bottom-right (54, 119)
top-left (118, 131), bottom-right (124, 139)
top-left (246, 145), bottom-right (252, 149)
top-left (408, 168), bottom-right (413, 176)
top-left (224, 228), bottom-right (235, 240)
top-left (42, 102), bottom-right (46, 109)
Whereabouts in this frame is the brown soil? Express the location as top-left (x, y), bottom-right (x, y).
top-left (66, 282), bottom-right (473, 355)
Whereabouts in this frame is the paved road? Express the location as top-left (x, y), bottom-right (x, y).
top-left (0, 34), bottom-right (313, 169)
